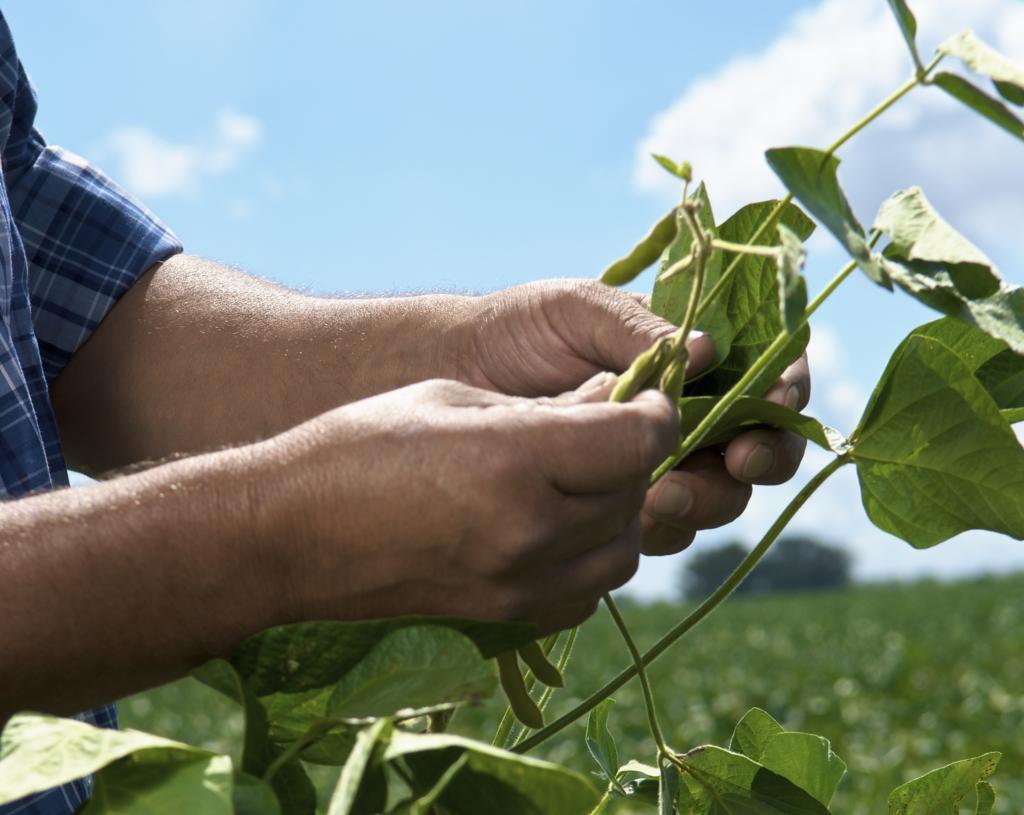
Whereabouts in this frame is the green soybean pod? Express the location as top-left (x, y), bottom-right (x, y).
top-left (496, 651), bottom-right (544, 730)
top-left (517, 641), bottom-right (564, 688)
top-left (599, 208), bottom-right (679, 287)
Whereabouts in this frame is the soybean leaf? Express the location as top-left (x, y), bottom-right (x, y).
top-left (326, 626), bottom-right (496, 719)
top-left (84, 753), bottom-right (235, 815)
top-left (874, 187), bottom-right (1024, 354)
top-left (327, 719), bottom-right (392, 815)
top-left (585, 699), bottom-right (621, 788)
top-left (932, 72), bottom-right (1024, 140)
top-left (384, 731), bottom-right (601, 815)
top-left (659, 762), bottom-right (679, 815)
top-left (1003, 407), bottom-right (1024, 424)
top-left (260, 689), bottom-right (357, 765)
top-left (887, 752), bottom-right (1001, 814)
top-left (729, 708), bottom-right (784, 761)
top-left (651, 182), bottom-right (718, 326)
top-left (0, 712), bottom-right (224, 805)
top-left (910, 318), bottom-right (1024, 410)
top-left (230, 616), bottom-right (535, 696)
top-left (615, 761), bottom-right (660, 806)
top-left (676, 745), bottom-right (831, 814)
top-left (193, 659), bottom-right (317, 814)
top-left (974, 781), bottom-right (996, 815)
top-left (764, 146), bottom-right (889, 288)
top-left (776, 224), bottom-right (807, 334)
top-left (233, 772), bottom-right (284, 815)
top-left (759, 733), bottom-right (846, 807)
top-left (601, 207), bottom-right (680, 286)
top-left (678, 396), bottom-right (850, 454)
top-left (689, 199), bottom-right (816, 397)
top-left (850, 335), bottom-right (1024, 547)
top-left (652, 153), bottom-right (693, 182)
top-left (885, 0), bottom-right (923, 71)
top-left (939, 30), bottom-right (1024, 106)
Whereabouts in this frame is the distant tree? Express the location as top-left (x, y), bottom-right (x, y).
top-left (681, 540), bottom-right (751, 600)
top-left (680, 536), bottom-right (852, 600)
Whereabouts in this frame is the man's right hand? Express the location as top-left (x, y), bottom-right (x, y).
top-left (258, 375), bottom-right (679, 633)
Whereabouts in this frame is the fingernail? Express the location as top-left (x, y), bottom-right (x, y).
top-left (784, 384), bottom-right (801, 410)
top-left (651, 481), bottom-right (694, 518)
top-left (742, 444), bottom-right (776, 481)
top-left (578, 371), bottom-right (615, 393)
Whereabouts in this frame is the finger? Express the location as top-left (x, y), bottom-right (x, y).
top-left (533, 371), bottom-right (617, 407)
top-left (723, 428), bottom-right (807, 485)
top-left (642, 449), bottom-right (752, 531)
top-left (763, 352), bottom-right (811, 410)
top-left (554, 281), bottom-right (715, 379)
top-left (533, 483), bottom-right (648, 563)
top-left (639, 518), bottom-right (696, 556)
top-left (534, 599), bottom-right (600, 635)
top-left (537, 390), bottom-right (679, 494)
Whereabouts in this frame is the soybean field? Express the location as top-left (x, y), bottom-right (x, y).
top-left (120, 573), bottom-right (1024, 814)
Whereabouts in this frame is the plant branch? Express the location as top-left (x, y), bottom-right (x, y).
top-left (513, 455), bottom-right (849, 754)
top-left (709, 238), bottom-right (780, 258)
top-left (603, 592), bottom-right (671, 757)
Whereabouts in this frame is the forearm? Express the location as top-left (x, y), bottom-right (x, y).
top-left (0, 442), bottom-right (283, 721)
top-left (52, 254), bottom-right (471, 474)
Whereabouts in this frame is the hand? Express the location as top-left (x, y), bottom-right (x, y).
top-left (452, 278), bottom-right (811, 557)
top-left (262, 377), bottom-right (679, 632)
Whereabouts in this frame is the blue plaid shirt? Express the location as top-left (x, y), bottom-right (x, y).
top-left (0, 10), bottom-right (181, 813)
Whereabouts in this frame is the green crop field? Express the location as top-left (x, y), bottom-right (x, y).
top-left (120, 573), bottom-right (1024, 813)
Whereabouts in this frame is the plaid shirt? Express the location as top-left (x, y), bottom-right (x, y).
top-left (0, 11), bottom-right (181, 814)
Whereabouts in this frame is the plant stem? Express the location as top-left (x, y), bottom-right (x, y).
top-left (588, 788), bottom-right (614, 815)
top-left (603, 592), bottom-right (671, 757)
top-left (709, 238), bottom-right (780, 257)
top-left (513, 455), bottom-right (849, 754)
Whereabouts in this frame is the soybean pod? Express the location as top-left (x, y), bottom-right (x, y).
top-left (496, 651), bottom-right (545, 729)
top-left (599, 208), bottom-right (679, 287)
top-left (517, 640), bottom-right (565, 688)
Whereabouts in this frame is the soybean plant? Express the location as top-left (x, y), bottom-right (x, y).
top-left (1, 2), bottom-right (1022, 813)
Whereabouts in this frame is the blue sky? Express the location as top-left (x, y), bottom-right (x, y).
top-left (8, 1), bottom-right (1024, 595)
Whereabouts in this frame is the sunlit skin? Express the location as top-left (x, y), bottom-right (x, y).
top-left (0, 256), bottom-right (808, 720)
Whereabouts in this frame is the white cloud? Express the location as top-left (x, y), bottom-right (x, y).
top-left (102, 109), bottom-right (264, 198)
top-left (634, 0), bottom-right (1024, 264)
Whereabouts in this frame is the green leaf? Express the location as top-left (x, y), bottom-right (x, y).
top-left (192, 660), bottom-right (317, 814)
top-left (659, 762), bottom-right (679, 815)
top-left (887, 752), bottom-right (1001, 814)
top-left (939, 30), bottom-right (1024, 106)
top-left (615, 761), bottom-right (660, 806)
top-left (652, 153), bottom-right (693, 182)
top-left (764, 146), bottom-right (889, 288)
top-left (585, 699), bottom-right (621, 789)
top-left (974, 781), bottom-right (996, 815)
top-left (885, 0), bottom-right (922, 71)
top-left (776, 224), bottom-right (807, 334)
top-left (909, 318), bottom-right (1024, 410)
top-left (1003, 407), bottom-right (1024, 424)
top-left (689, 199), bottom-right (816, 397)
top-left (230, 616), bottom-right (535, 697)
top-left (384, 731), bottom-right (601, 815)
top-left (261, 689), bottom-right (357, 765)
top-left (601, 207), bottom-right (680, 286)
top-left (932, 72), bottom-right (1024, 140)
top-left (759, 733), bottom-right (846, 807)
top-left (874, 187), bottom-right (1024, 354)
top-left (676, 745), bottom-right (831, 814)
top-left (850, 335), bottom-right (1024, 547)
top-left (327, 719), bottom-right (392, 815)
top-left (327, 626), bottom-right (496, 719)
top-left (0, 712), bottom-right (222, 805)
top-left (678, 396), bottom-right (849, 454)
top-left (233, 772), bottom-right (284, 815)
top-left (727, 709), bottom-right (846, 807)
top-left (83, 753), bottom-right (234, 815)
top-left (729, 709), bottom-right (784, 761)
top-left (651, 182), bottom-right (719, 326)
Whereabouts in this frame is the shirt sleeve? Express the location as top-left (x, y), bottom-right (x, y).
top-left (2, 61), bottom-right (183, 384)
